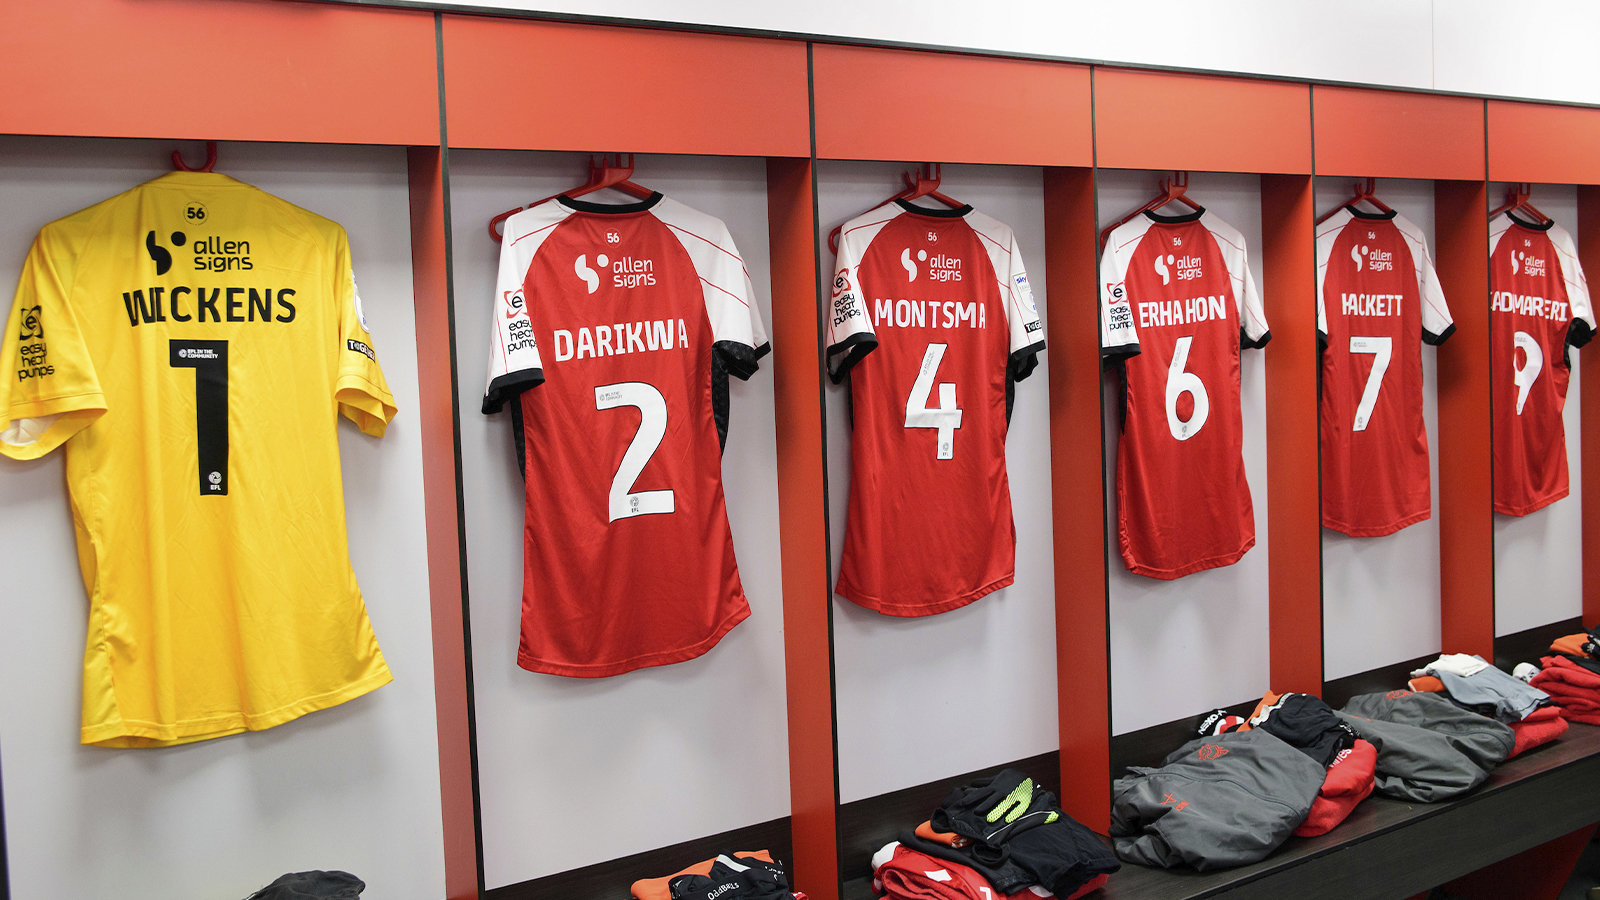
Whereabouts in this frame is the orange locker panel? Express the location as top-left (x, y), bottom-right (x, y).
top-left (0, 0), bottom-right (438, 145)
top-left (1314, 87), bottom-right (1484, 180)
top-left (1094, 69), bottom-right (1311, 174)
top-left (812, 44), bottom-right (1092, 166)
top-left (443, 16), bottom-right (809, 156)
top-left (1488, 100), bottom-right (1600, 184)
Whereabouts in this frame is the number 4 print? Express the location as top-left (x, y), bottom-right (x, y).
top-left (595, 381), bottom-right (675, 522)
top-left (906, 343), bottom-right (962, 459)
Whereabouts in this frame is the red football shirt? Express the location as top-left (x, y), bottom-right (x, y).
top-left (1100, 210), bottom-right (1270, 579)
top-left (1489, 212), bottom-right (1595, 516)
top-left (485, 193), bottom-right (769, 676)
top-left (825, 200), bottom-right (1045, 616)
top-left (1316, 207), bottom-right (1454, 537)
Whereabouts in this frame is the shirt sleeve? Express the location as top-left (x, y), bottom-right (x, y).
top-left (1098, 232), bottom-right (1140, 358)
top-left (825, 226), bottom-right (879, 383)
top-left (333, 231), bottom-right (397, 437)
top-left (0, 221), bottom-right (107, 460)
top-left (690, 216), bottom-right (767, 381)
top-left (1234, 254), bottom-right (1270, 350)
top-left (1557, 229), bottom-right (1596, 349)
top-left (1003, 232), bottom-right (1046, 381)
top-left (482, 222), bottom-right (546, 414)
top-left (1415, 238), bottom-right (1455, 346)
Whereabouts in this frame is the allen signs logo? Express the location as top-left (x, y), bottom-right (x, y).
top-left (901, 248), bottom-right (920, 281)
top-left (146, 230), bottom-right (188, 276)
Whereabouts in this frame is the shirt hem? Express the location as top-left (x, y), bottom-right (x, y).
top-left (1122, 537), bottom-right (1256, 580)
top-left (834, 572), bottom-right (1014, 617)
top-left (1495, 488), bottom-right (1570, 517)
top-left (517, 602), bottom-right (751, 677)
top-left (1322, 509), bottom-right (1431, 538)
top-left (81, 665), bottom-right (394, 748)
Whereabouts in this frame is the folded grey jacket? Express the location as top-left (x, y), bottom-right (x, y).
top-left (1111, 728), bottom-right (1324, 871)
top-left (1337, 690), bottom-right (1514, 803)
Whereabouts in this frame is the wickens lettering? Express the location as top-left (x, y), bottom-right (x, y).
top-left (121, 286), bottom-right (297, 326)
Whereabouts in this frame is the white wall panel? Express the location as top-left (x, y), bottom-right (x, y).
top-left (1097, 170), bottom-right (1272, 735)
top-left (1434, 2), bottom-right (1600, 105)
top-left (1317, 178), bottom-right (1445, 680)
top-left (816, 161), bottom-right (1058, 804)
top-left (446, 151), bottom-right (790, 888)
top-left (0, 136), bottom-right (445, 900)
top-left (1494, 183), bottom-right (1584, 637)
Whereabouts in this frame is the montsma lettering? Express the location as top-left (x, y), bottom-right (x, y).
top-left (1492, 291), bottom-right (1569, 322)
top-left (1341, 293), bottom-right (1402, 317)
top-left (552, 318), bottom-right (689, 362)
top-left (871, 298), bottom-right (985, 329)
top-left (1138, 295), bottom-right (1228, 329)
top-left (121, 286), bottom-right (297, 326)
top-left (190, 236), bottom-right (253, 272)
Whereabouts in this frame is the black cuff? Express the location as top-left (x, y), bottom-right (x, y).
top-left (483, 368), bottom-right (544, 414)
top-left (715, 340), bottom-right (762, 381)
top-left (1423, 322), bottom-right (1457, 346)
top-left (1009, 340), bottom-right (1046, 382)
top-left (1317, 329), bottom-right (1328, 351)
top-left (1242, 328), bottom-right (1272, 350)
top-left (1569, 318), bottom-right (1595, 349)
top-left (1101, 343), bottom-right (1140, 360)
top-left (826, 332), bottom-right (878, 383)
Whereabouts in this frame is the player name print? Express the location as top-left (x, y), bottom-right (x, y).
top-left (870, 298), bottom-right (984, 330)
top-left (1136, 295), bottom-right (1228, 328)
top-left (1491, 291), bottom-right (1569, 321)
top-left (120, 285), bottom-right (298, 326)
top-left (1341, 293), bottom-right (1403, 317)
top-left (551, 318), bottom-right (690, 360)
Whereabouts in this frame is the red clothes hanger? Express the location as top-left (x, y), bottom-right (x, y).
top-left (171, 141), bottom-right (218, 173)
top-left (1489, 182), bottom-right (1553, 226)
top-left (1314, 178), bottom-right (1394, 225)
top-left (489, 153), bottom-right (654, 242)
top-left (1099, 172), bottom-right (1203, 250)
top-left (828, 163), bottom-right (964, 254)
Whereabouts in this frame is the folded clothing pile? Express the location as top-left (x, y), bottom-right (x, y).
top-left (1110, 728), bottom-right (1325, 870)
top-left (1404, 654), bottom-right (1565, 757)
top-left (883, 769), bottom-right (1119, 900)
top-left (1406, 654), bottom-right (1550, 723)
top-left (1336, 690), bottom-right (1514, 802)
top-left (1201, 692), bottom-right (1375, 838)
top-left (1531, 653), bottom-right (1600, 725)
top-left (632, 852), bottom-right (806, 900)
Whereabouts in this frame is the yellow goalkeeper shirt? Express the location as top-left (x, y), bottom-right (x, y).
top-left (1, 171), bottom-right (397, 747)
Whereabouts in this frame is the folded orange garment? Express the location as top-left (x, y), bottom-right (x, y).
top-left (1407, 675), bottom-right (1445, 693)
top-left (1551, 634), bottom-right (1591, 658)
top-left (632, 851), bottom-right (774, 900)
top-left (1508, 714), bottom-right (1569, 758)
top-left (914, 820), bottom-right (968, 848)
top-left (1293, 739), bottom-right (1377, 837)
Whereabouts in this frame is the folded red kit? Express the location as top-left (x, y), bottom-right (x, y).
top-left (1293, 739), bottom-right (1377, 837)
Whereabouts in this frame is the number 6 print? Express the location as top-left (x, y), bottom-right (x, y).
top-left (595, 382), bottom-right (675, 521)
top-left (1165, 335), bottom-right (1210, 441)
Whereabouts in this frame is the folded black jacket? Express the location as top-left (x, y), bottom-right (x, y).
top-left (668, 854), bottom-right (795, 900)
top-left (1111, 728), bottom-right (1324, 871)
top-left (920, 769), bottom-right (1119, 896)
top-left (1337, 690), bottom-right (1514, 803)
top-left (1248, 693), bottom-right (1357, 767)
